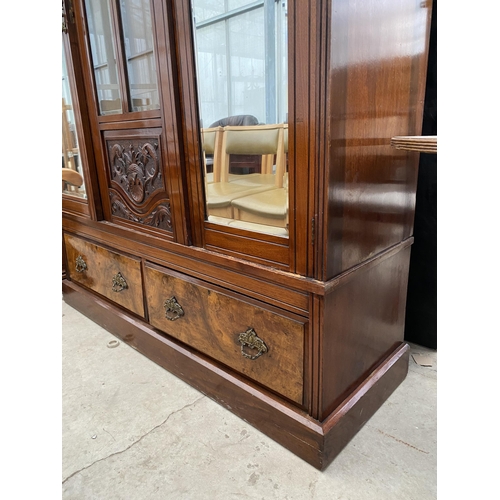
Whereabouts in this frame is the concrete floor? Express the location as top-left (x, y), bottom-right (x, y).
top-left (62, 300), bottom-right (437, 499)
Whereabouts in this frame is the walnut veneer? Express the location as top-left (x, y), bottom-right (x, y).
top-left (62, 0), bottom-right (433, 470)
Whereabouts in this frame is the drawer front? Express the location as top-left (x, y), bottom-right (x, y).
top-left (64, 234), bottom-right (145, 317)
top-left (145, 263), bottom-right (305, 404)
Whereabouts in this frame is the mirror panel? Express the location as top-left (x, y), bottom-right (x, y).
top-left (192, 0), bottom-right (289, 237)
top-left (62, 42), bottom-right (87, 199)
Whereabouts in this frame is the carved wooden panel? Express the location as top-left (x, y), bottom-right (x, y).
top-left (104, 129), bottom-right (173, 232)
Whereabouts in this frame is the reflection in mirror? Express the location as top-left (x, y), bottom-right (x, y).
top-left (192, 0), bottom-right (289, 237)
top-left (85, 0), bottom-right (122, 115)
top-left (62, 43), bottom-right (86, 199)
top-left (119, 0), bottom-right (160, 112)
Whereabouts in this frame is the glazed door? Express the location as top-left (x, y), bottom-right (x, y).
top-left (74, 0), bottom-right (189, 243)
top-left (171, 0), bottom-right (316, 274)
top-left (63, 0), bottom-right (103, 219)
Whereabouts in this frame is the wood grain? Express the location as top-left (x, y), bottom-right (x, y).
top-left (319, 245), bottom-right (411, 419)
top-left (62, 0), bottom-right (432, 471)
top-left (145, 263), bottom-right (305, 404)
top-left (63, 279), bottom-right (409, 470)
top-left (322, 0), bottom-right (433, 279)
top-left (64, 233), bottom-right (144, 317)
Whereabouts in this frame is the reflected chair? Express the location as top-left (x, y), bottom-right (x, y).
top-left (207, 115), bottom-right (261, 178)
top-left (201, 126), bottom-right (222, 184)
top-left (206, 124), bottom-right (285, 219)
top-left (220, 124), bottom-right (286, 187)
top-left (62, 167), bottom-right (84, 191)
top-left (230, 125), bottom-right (289, 229)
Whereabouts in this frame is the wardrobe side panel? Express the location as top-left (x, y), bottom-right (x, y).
top-left (324, 0), bottom-right (432, 278)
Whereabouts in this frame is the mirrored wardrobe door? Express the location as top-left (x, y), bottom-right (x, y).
top-left (191, 0), bottom-right (289, 238)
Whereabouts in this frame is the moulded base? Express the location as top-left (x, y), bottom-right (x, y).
top-left (62, 279), bottom-right (409, 471)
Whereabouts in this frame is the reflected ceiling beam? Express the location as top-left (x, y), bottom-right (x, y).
top-left (195, 0), bottom-right (264, 29)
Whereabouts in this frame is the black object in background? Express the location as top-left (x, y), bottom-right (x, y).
top-left (404, 0), bottom-right (437, 349)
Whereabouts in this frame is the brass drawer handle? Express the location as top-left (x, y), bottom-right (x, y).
top-left (75, 255), bottom-right (87, 273)
top-left (112, 272), bottom-right (128, 292)
top-left (164, 296), bottom-right (184, 321)
top-left (238, 328), bottom-right (268, 360)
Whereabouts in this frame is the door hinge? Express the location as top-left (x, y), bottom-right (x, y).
top-left (311, 217), bottom-right (315, 245)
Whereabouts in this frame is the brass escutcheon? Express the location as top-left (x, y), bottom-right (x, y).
top-left (112, 272), bottom-right (128, 292)
top-left (164, 296), bottom-right (184, 321)
top-left (237, 328), bottom-right (268, 360)
top-left (75, 255), bottom-right (87, 273)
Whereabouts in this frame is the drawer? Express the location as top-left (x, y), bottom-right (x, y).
top-left (64, 234), bottom-right (145, 317)
top-left (144, 263), bottom-right (305, 404)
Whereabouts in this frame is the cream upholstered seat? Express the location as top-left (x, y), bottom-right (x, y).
top-left (205, 124), bottom-right (286, 219)
top-left (230, 126), bottom-right (289, 228)
top-left (219, 124), bottom-right (286, 188)
top-left (232, 187), bottom-right (288, 228)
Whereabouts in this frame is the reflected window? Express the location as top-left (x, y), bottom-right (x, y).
top-left (120, 0), bottom-right (160, 112)
top-left (62, 43), bottom-right (86, 199)
top-left (192, 0), bottom-right (289, 237)
top-left (85, 0), bottom-right (122, 115)
top-left (85, 0), bottom-right (160, 115)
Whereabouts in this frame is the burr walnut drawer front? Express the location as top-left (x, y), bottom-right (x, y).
top-left (64, 233), bottom-right (145, 317)
top-left (144, 263), bottom-right (306, 405)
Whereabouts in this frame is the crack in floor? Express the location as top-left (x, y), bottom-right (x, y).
top-left (376, 429), bottom-right (430, 454)
top-left (62, 395), bottom-right (205, 484)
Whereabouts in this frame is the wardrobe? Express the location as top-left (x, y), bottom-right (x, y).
top-left (62, 0), bottom-right (433, 470)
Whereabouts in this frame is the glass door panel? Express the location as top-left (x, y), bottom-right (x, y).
top-left (192, 0), bottom-right (289, 237)
top-left (85, 0), bottom-right (122, 115)
top-left (119, 0), bottom-right (160, 112)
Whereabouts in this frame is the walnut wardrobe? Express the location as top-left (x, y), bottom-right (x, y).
top-left (62, 0), bottom-right (433, 470)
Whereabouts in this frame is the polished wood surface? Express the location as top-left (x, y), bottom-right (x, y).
top-left (145, 263), bottom-right (306, 405)
top-left (63, 278), bottom-right (409, 470)
top-left (323, 0), bottom-right (433, 279)
top-left (63, 215), bottom-right (313, 313)
top-left (103, 127), bottom-right (175, 237)
top-left (62, 0), bottom-right (432, 470)
top-left (321, 342), bottom-right (410, 467)
top-left (64, 233), bottom-right (145, 317)
top-left (319, 245), bottom-right (411, 420)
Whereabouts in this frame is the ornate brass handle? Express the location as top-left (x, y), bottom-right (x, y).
top-left (75, 255), bottom-right (87, 273)
top-left (112, 272), bottom-right (128, 292)
top-left (164, 296), bottom-right (184, 321)
top-left (237, 328), bottom-right (268, 360)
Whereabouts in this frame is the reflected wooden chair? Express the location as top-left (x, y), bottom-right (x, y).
top-left (62, 98), bottom-right (80, 171)
top-left (201, 127), bottom-right (223, 184)
top-left (219, 124), bottom-right (286, 188)
top-left (231, 125), bottom-right (289, 229)
top-left (62, 167), bottom-right (84, 190)
top-left (206, 125), bottom-right (285, 219)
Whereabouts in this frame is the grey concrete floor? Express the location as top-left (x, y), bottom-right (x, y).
top-left (62, 300), bottom-right (437, 499)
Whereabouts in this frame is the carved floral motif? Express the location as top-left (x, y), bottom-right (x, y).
top-left (106, 138), bottom-right (172, 232)
top-left (108, 140), bottom-right (162, 204)
top-left (109, 191), bottom-right (172, 231)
